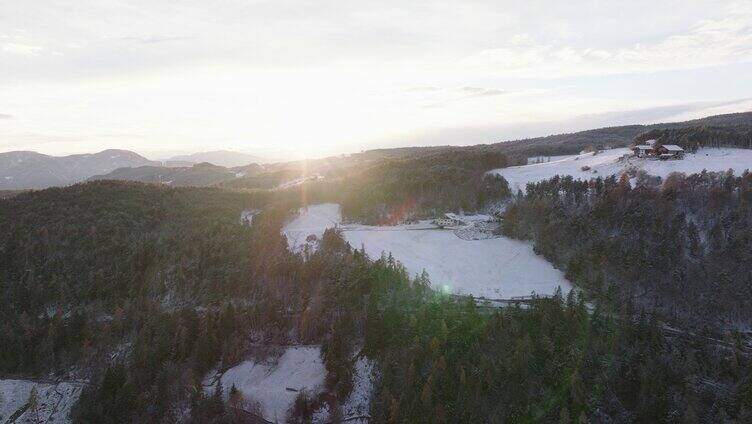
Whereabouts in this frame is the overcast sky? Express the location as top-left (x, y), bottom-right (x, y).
top-left (1, 0), bottom-right (752, 159)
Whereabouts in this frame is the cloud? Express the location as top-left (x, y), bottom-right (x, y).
top-left (461, 2), bottom-right (752, 77)
top-left (406, 86), bottom-right (441, 92)
top-left (458, 87), bottom-right (507, 98)
top-left (1, 42), bottom-right (43, 56)
top-left (416, 86), bottom-right (510, 109)
top-left (1, 0), bottom-right (751, 156)
top-left (401, 98), bottom-right (752, 147)
top-left (117, 35), bottom-right (193, 44)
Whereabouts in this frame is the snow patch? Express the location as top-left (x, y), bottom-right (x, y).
top-left (283, 204), bottom-right (571, 299)
top-left (491, 148), bottom-right (752, 193)
top-left (215, 346), bottom-right (326, 423)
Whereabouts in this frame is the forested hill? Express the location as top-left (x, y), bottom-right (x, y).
top-left (35, 111), bottom-right (752, 197)
top-left (3, 180), bottom-right (752, 422)
top-left (0, 181), bottom-right (264, 309)
top-left (636, 125), bottom-right (752, 152)
top-left (3, 111), bottom-right (752, 423)
top-left (364, 111), bottom-right (752, 159)
top-left (486, 110), bottom-right (752, 156)
top-left (502, 171), bottom-right (752, 329)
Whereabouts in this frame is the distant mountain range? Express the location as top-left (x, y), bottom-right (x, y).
top-left (164, 150), bottom-right (266, 168)
top-left (0, 149), bottom-right (158, 189)
top-left (3, 111), bottom-right (752, 190)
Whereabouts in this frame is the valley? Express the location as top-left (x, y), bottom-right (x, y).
top-left (6, 0), bottom-right (752, 421)
top-left (2, 112), bottom-right (752, 423)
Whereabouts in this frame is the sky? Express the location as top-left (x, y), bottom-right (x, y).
top-left (1, 0), bottom-right (752, 160)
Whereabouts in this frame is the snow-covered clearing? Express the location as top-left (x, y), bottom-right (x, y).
top-left (492, 148), bottom-right (752, 193)
top-left (214, 346), bottom-right (326, 423)
top-left (283, 204), bottom-right (571, 299)
top-left (0, 379), bottom-right (84, 424)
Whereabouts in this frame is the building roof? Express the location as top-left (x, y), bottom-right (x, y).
top-left (633, 145), bottom-right (653, 150)
top-left (661, 144), bottom-right (684, 152)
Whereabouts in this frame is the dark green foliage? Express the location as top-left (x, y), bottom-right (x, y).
top-left (333, 150), bottom-right (511, 223)
top-left (0, 180), bottom-right (260, 310)
top-left (365, 282), bottom-right (752, 423)
top-left (89, 163), bottom-right (237, 187)
top-left (4, 176), bottom-right (752, 423)
top-left (502, 171), bottom-right (752, 328)
top-left (636, 125), bottom-right (752, 153)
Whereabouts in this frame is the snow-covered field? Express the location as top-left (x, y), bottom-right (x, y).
top-left (0, 379), bottom-right (83, 424)
top-left (283, 204), bottom-right (572, 299)
top-left (215, 346), bottom-right (326, 423)
top-left (491, 148), bottom-right (752, 193)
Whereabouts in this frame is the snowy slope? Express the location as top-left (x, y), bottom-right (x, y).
top-left (344, 225), bottom-right (571, 298)
top-left (638, 148), bottom-right (752, 177)
top-left (491, 148), bottom-right (752, 193)
top-left (0, 379), bottom-right (83, 424)
top-left (283, 204), bottom-right (572, 299)
top-left (217, 346), bottom-right (326, 423)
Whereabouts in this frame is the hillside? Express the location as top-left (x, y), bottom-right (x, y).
top-left (365, 111), bottom-right (752, 160)
top-left (491, 147), bottom-right (752, 193)
top-left (89, 162), bottom-right (239, 187)
top-left (6, 111), bottom-right (752, 192)
top-left (3, 111), bottom-right (752, 422)
top-left (502, 167), bottom-right (752, 329)
top-left (0, 181), bottom-right (752, 423)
